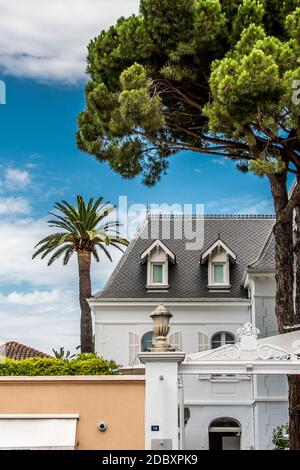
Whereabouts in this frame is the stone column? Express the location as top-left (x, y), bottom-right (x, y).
top-left (139, 352), bottom-right (185, 450)
top-left (138, 304), bottom-right (185, 450)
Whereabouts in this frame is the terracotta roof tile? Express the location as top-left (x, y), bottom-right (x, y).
top-left (1, 341), bottom-right (51, 360)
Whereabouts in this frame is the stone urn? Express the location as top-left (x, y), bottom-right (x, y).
top-left (150, 303), bottom-right (175, 352)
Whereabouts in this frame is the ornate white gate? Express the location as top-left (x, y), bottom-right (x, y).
top-left (139, 307), bottom-right (300, 450)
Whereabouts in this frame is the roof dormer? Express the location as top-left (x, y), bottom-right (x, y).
top-left (201, 239), bottom-right (237, 291)
top-left (140, 240), bottom-right (175, 290)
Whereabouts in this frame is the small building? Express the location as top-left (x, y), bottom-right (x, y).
top-left (1, 341), bottom-right (51, 360)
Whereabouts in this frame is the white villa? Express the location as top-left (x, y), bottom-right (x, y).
top-left (89, 214), bottom-right (289, 450)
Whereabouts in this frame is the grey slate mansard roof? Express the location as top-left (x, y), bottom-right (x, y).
top-left (248, 228), bottom-right (275, 271)
top-left (94, 215), bottom-right (275, 300)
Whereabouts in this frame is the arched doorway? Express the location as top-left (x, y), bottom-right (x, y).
top-left (209, 417), bottom-right (241, 450)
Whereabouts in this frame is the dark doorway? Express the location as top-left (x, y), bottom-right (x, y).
top-left (209, 417), bottom-right (241, 450)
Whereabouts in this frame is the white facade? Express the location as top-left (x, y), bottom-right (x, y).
top-left (94, 301), bottom-right (249, 365)
top-left (91, 274), bottom-right (288, 450)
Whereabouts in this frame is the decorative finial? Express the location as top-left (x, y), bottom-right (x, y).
top-left (237, 323), bottom-right (260, 351)
top-left (146, 201), bottom-right (150, 217)
top-left (150, 304), bottom-right (174, 352)
top-left (237, 323), bottom-right (260, 338)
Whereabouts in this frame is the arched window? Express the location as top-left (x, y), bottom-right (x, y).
top-left (211, 332), bottom-right (235, 349)
top-left (141, 331), bottom-right (153, 352)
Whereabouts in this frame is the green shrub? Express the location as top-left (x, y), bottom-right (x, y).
top-left (272, 423), bottom-right (289, 450)
top-left (0, 355), bottom-right (118, 376)
top-left (74, 353), bottom-right (99, 361)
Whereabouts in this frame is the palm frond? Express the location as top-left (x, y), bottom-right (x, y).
top-left (40, 245), bottom-right (60, 260)
top-left (63, 246), bottom-right (75, 265)
top-left (53, 202), bottom-right (84, 235)
top-left (91, 247), bottom-right (100, 262)
top-left (92, 196), bottom-right (104, 212)
top-left (96, 243), bottom-right (113, 262)
top-left (86, 197), bottom-right (94, 214)
top-left (109, 236), bottom-right (129, 246)
top-left (32, 244), bottom-right (53, 259)
top-left (55, 201), bottom-right (78, 221)
top-left (109, 241), bottom-right (128, 253)
top-left (77, 195), bottom-right (86, 228)
top-left (56, 233), bottom-right (77, 245)
top-left (47, 244), bottom-right (73, 266)
top-left (32, 195), bottom-right (129, 267)
top-left (93, 205), bottom-right (115, 226)
top-left (33, 232), bottom-right (66, 249)
top-left (48, 212), bottom-right (79, 233)
top-left (102, 220), bottom-right (121, 228)
top-left (86, 230), bottom-right (98, 240)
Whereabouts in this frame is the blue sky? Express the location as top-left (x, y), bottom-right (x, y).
top-left (0, 0), bottom-right (277, 354)
top-left (0, 77), bottom-right (275, 215)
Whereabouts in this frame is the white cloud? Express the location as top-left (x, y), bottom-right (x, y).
top-left (237, 199), bottom-right (274, 215)
top-left (0, 214), bottom-right (123, 353)
top-left (0, 195), bottom-right (132, 352)
top-left (25, 163), bottom-right (39, 169)
top-left (0, 196), bottom-right (30, 215)
top-left (0, 288), bottom-right (79, 354)
top-left (211, 159), bottom-right (226, 166)
top-left (0, 0), bottom-right (140, 83)
top-left (206, 200), bottom-right (218, 209)
top-left (206, 196), bottom-right (274, 215)
top-left (0, 217), bottom-right (122, 289)
top-left (3, 168), bottom-right (31, 190)
top-left (0, 289), bottom-right (61, 306)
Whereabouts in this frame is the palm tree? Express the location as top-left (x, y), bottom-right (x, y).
top-left (33, 195), bottom-right (128, 352)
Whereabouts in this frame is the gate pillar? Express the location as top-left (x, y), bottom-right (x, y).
top-left (139, 351), bottom-right (185, 450)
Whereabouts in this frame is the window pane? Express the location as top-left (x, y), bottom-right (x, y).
top-left (153, 264), bottom-right (163, 283)
top-left (212, 340), bottom-right (221, 349)
top-left (141, 331), bottom-right (153, 352)
top-left (211, 333), bottom-right (221, 349)
top-left (225, 333), bottom-right (235, 344)
top-left (213, 264), bottom-right (224, 283)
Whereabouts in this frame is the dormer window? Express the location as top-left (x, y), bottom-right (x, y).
top-left (201, 239), bottom-right (237, 290)
top-left (140, 240), bottom-right (176, 290)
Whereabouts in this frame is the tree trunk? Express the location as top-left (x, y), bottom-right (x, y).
top-left (288, 376), bottom-right (300, 449)
top-left (77, 250), bottom-right (93, 353)
top-left (269, 174), bottom-right (300, 449)
top-left (269, 173), bottom-right (295, 331)
top-left (295, 205), bottom-right (300, 323)
top-left (290, 204), bottom-right (300, 449)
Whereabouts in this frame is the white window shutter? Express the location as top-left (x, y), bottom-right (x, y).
top-left (198, 332), bottom-right (209, 352)
top-left (129, 332), bottom-right (139, 366)
top-left (169, 332), bottom-right (182, 351)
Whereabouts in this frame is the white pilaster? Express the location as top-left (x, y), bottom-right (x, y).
top-left (139, 352), bottom-right (185, 450)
